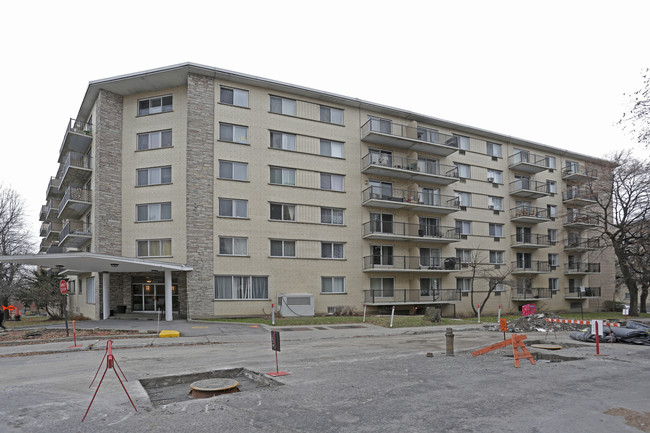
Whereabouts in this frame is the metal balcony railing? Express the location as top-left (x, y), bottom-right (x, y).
top-left (363, 256), bottom-right (460, 271)
top-left (67, 118), bottom-right (93, 136)
top-left (62, 152), bottom-right (92, 174)
top-left (60, 221), bottom-right (91, 239)
top-left (363, 289), bottom-right (461, 304)
top-left (512, 288), bottom-right (552, 299)
top-left (361, 154), bottom-right (459, 178)
top-left (565, 262), bottom-right (601, 273)
top-left (512, 260), bottom-right (551, 272)
top-left (511, 233), bottom-right (552, 247)
top-left (361, 119), bottom-right (458, 148)
top-left (564, 213), bottom-right (599, 226)
top-left (362, 221), bottom-right (460, 241)
top-left (362, 186), bottom-right (460, 208)
top-left (510, 206), bottom-right (549, 220)
top-left (509, 179), bottom-right (549, 194)
top-left (562, 163), bottom-right (596, 179)
top-left (564, 238), bottom-right (601, 250)
top-left (508, 151), bottom-right (548, 168)
top-left (565, 287), bottom-right (601, 298)
top-left (562, 188), bottom-right (597, 202)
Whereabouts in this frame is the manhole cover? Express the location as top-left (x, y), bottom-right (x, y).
top-left (189, 378), bottom-right (239, 399)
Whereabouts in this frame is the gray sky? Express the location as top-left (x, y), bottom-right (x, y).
top-left (2, 0), bottom-right (649, 244)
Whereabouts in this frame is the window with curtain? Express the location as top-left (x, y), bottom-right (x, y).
top-left (320, 105), bottom-right (343, 124)
top-left (137, 130), bottom-right (172, 151)
top-left (321, 208), bottom-right (344, 225)
top-left (218, 198), bottom-right (248, 218)
top-left (270, 240), bottom-right (296, 257)
top-left (489, 223), bottom-right (504, 237)
top-left (320, 173), bottom-right (344, 191)
top-left (219, 160), bottom-right (248, 180)
top-left (219, 123), bottom-right (248, 144)
top-left (137, 203), bottom-right (171, 222)
top-left (270, 96), bottom-right (297, 115)
top-left (220, 87), bottom-right (249, 107)
top-left (214, 276), bottom-right (268, 299)
top-left (321, 277), bottom-right (345, 293)
top-left (219, 237), bottom-right (248, 256)
top-left (454, 163), bottom-right (471, 179)
top-left (320, 140), bottom-right (344, 158)
top-left (270, 167), bottom-right (296, 185)
top-left (270, 131), bottom-right (297, 151)
top-left (137, 166), bottom-right (172, 186)
top-left (270, 203), bottom-right (296, 221)
top-left (86, 276), bottom-right (95, 304)
top-left (321, 242), bottom-right (344, 259)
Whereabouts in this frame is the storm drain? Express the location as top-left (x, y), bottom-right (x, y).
top-left (140, 368), bottom-right (283, 407)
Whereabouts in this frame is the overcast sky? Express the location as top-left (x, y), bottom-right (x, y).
top-left (2, 0), bottom-right (649, 244)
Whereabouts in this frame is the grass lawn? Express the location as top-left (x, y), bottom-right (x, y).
top-left (3, 315), bottom-right (63, 329)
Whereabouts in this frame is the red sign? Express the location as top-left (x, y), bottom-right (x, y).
top-left (59, 280), bottom-right (68, 295)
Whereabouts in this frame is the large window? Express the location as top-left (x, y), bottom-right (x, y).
top-left (219, 237), bottom-right (248, 256)
top-left (321, 242), bottom-right (344, 259)
top-left (370, 277), bottom-right (394, 297)
top-left (549, 278), bottom-right (559, 293)
top-left (214, 276), bottom-right (268, 300)
top-left (270, 131), bottom-right (297, 151)
top-left (86, 277), bottom-right (96, 304)
top-left (370, 213), bottom-right (393, 234)
top-left (137, 203), bottom-right (171, 222)
top-left (487, 169), bottom-right (503, 184)
top-left (455, 191), bottom-right (471, 207)
top-left (456, 249), bottom-right (473, 263)
top-left (270, 167), bottom-right (296, 186)
top-left (219, 160), bottom-right (248, 181)
top-left (455, 163), bottom-right (471, 179)
top-left (320, 173), bottom-right (344, 191)
top-left (270, 240), bottom-right (296, 257)
top-left (218, 198), bottom-right (248, 218)
top-left (137, 130), bottom-right (172, 151)
top-left (457, 278), bottom-right (473, 292)
top-left (270, 96), bottom-right (297, 116)
top-left (486, 142), bottom-right (502, 157)
top-left (417, 126), bottom-right (439, 143)
top-left (219, 123), bottom-right (248, 144)
top-left (488, 196), bottom-right (503, 210)
top-left (489, 223), bottom-right (504, 238)
top-left (138, 95), bottom-right (172, 116)
top-left (220, 87), bottom-right (249, 107)
top-left (137, 239), bottom-right (172, 257)
top-left (321, 207), bottom-right (344, 225)
top-left (372, 245), bottom-right (393, 265)
top-left (489, 250), bottom-right (505, 264)
top-left (454, 134), bottom-right (470, 151)
top-left (420, 278), bottom-right (441, 297)
top-left (270, 203), bottom-right (296, 221)
top-left (320, 105), bottom-right (343, 124)
top-left (322, 277), bottom-right (345, 294)
top-left (320, 140), bottom-right (344, 158)
top-left (137, 166), bottom-right (172, 186)
top-left (548, 253), bottom-right (559, 267)
top-left (456, 220), bottom-right (472, 235)
top-left (547, 180), bottom-right (557, 194)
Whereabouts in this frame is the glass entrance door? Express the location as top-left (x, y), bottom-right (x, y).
top-left (132, 283), bottom-right (178, 312)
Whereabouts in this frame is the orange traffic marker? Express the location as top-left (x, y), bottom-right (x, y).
top-left (472, 334), bottom-right (536, 368)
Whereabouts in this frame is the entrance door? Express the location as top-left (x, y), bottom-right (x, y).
top-left (132, 283), bottom-right (178, 312)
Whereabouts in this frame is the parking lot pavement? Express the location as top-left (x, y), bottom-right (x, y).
top-left (1, 323), bottom-right (649, 433)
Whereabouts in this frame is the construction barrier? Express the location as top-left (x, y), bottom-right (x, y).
top-left (545, 318), bottom-right (620, 327)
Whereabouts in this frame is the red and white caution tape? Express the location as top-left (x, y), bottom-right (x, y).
top-left (545, 318), bottom-right (620, 327)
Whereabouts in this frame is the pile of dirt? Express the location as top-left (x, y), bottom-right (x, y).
top-left (483, 313), bottom-right (595, 333)
top-left (0, 328), bottom-right (146, 345)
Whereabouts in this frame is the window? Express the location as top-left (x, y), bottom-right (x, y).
top-left (270, 240), bottom-right (296, 257)
top-left (369, 116), bottom-right (392, 134)
top-left (320, 173), bottom-right (344, 191)
top-left (417, 126), bottom-right (439, 143)
top-left (547, 205), bottom-right (558, 218)
top-left (372, 245), bottom-right (393, 266)
top-left (270, 96), bottom-right (297, 116)
top-left (455, 191), bottom-right (472, 207)
top-left (546, 156), bottom-right (556, 169)
top-left (370, 180), bottom-right (394, 199)
top-left (487, 142), bottom-right (502, 157)
top-left (219, 198), bottom-right (248, 218)
top-left (137, 239), bottom-right (172, 257)
top-left (137, 130), bottom-right (172, 150)
top-left (454, 134), bottom-right (470, 151)
top-left (420, 278), bottom-right (442, 297)
top-left (86, 276), bottom-right (95, 304)
top-left (370, 149), bottom-right (393, 166)
top-left (321, 207), bottom-right (344, 225)
top-left (548, 229), bottom-right (558, 243)
top-left (270, 203), bottom-right (296, 221)
top-left (489, 223), bottom-right (504, 238)
top-left (219, 123), bottom-right (248, 144)
top-left (320, 105), bottom-right (343, 125)
top-left (370, 213), bottom-right (393, 233)
top-left (547, 180), bottom-right (557, 194)
top-left (320, 139), bottom-right (344, 158)
top-left (220, 87), bottom-right (249, 107)
top-left (137, 166), bottom-right (172, 186)
top-left (219, 160), bottom-right (248, 181)
top-left (138, 95), bottom-right (172, 116)
top-left (68, 280), bottom-right (76, 294)
top-left (219, 237), bottom-right (248, 256)
top-left (455, 163), bottom-right (471, 179)
top-left (456, 249), bottom-right (473, 263)
top-left (322, 242), bottom-right (344, 259)
top-left (566, 160), bottom-right (579, 174)
top-left (457, 278), bottom-right (473, 292)
top-left (549, 278), bottom-right (559, 293)
top-left (137, 202), bottom-right (171, 222)
top-left (214, 276), bottom-right (268, 300)
top-left (490, 251), bottom-right (505, 264)
top-left (456, 220), bottom-right (471, 235)
top-left (79, 279), bottom-right (82, 294)
top-left (270, 167), bottom-right (296, 186)
top-left (370, 277), bottom-right (394, 297)
top-left (270, 131), bottom-right (296, 151)
top-left (488, 196), bottom-right (503, 210)
top-left (548, 254), bottom-right (559, 267)
top-left (420, 248), bottom-right (442, 268)
top-left (322, 277), bottom-right (345, 293)
top-left (487, 169), bottom-right (503, 184)
top-left (493, 281), bottom-right (505, 292)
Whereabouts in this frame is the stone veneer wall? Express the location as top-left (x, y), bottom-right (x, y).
top-left (185, 73), bottom-right (215, 318)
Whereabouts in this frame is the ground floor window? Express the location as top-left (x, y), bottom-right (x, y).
top-left (132, 283), bottom-right (179, 312)
top-left (214, 276), bottom-right (269, 300)
top-left (321, 277), bottom-right (345, 293)
top-left (370, 277), bottom-right (394, 297)
top-left (86, 277), bottom-right (95, 304)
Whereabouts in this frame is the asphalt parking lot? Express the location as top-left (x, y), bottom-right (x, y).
top-left (1, 320), bottom-right (649, 433)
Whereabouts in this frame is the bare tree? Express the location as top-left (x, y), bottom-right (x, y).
top-left (17, 269), bottom-right (64, 319)
top-left (625, 218), bottom-right (650, 313)
top-left (619, 68), bottom-right (650, 147)
top-left (0, 185), bottom-right (34, 314)
top-left (586, 151), bottom-right (650, 316)
top-left (464, 248), bottom-right (515, 316)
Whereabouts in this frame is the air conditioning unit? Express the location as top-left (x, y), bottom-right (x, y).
top-left (278, 293), bottom-right (315, 317)
top-left (487, 177), bottom-right (495, 183)
top-left (488, 205), bottom-right (494, 210)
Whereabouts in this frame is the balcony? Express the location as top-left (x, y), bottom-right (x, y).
top-left (58, 186), bottom-right (92, 220)
top-left (511, 234), bottom-right (552, 249)
top-left (40, 199), bottom-right (61, 223)
top-left (361, 154), bottom-right (459, 186)
top-left (362, 187), bottom-right (460, 214)
top-left (363, 289), bottom-right (461, 305)
top-left (564, 213), bottom-right (599, 228)
top-left (564, 262), bottom-right (601, 275)
top-left (362, 221), bottom-right (460, 243)
top-left (564, 287), bottom-right (601, 300)
top-left (363, 256), bottom-right (461, 272)
top-left (46, 177), bottom-right (62, 199)
top-left (509, 179), bottom-right (550, 199)
top-left (562, 188), bottom-right (597, 206)
top-left (41, 221), bottom-right (63, 243)
top-left (59, 152), bottom-right (92, 190)
top-left (509, 206), bottom-right (550, 223)
top-left (511, 261), bottom-right (551, 274)
top-left (562, 164), bottom-right (596, 182)
top-left (58, 220), bottom-right (91, 249)
top-left (508, 151), bottom-right (548, 173)
top-left (360, 119), bottom-right (458, 156)
top-left (58, 118), bottom-right (93, 161)
top-left (512, 288), bottom-right (552, 301)
top-left (564, 237), bottom-right (601, 252)
top-left (46, 244), bottom-right (65, 254)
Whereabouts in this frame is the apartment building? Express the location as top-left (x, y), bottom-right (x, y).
top-left (35, 63), bottom-right (614, 320)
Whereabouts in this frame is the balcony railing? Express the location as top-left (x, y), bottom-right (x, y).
top-left (509, 179), bottom-right (550, 198)
top-left (512, 288), bottom-right (552, 300)
top-left (565, 287), bottom-right (601, 299)
top-left (564, 238), bottom-right (601, 250)
top-left (362, 186), bottom-right (460, 213)
top-left (512, 260), bottom-right (551, 273)
top-left (508, 151), bottom-right (548, 173)
top-left (59, 221), bottom-right (91, 248)
top-left (509, 206), bottom-right (550, 221)
top-left (363, 256), bottom-right (460, 271)
top-left (362, 221), bottom-right (460, 241)
top-left (363, 289), bottom-right (461, 304)
top-left (562, 164), bottom-right (596, 180)
top-left (360, 119), bottom-right (458, 156)
top-left (59, 118), bottom-right (93, 159)
top-left (564, 213), bottom-right (599, 227)
top-left (361, 154), bottom-right (459, 185)
top-left (511, 233), bottom-right (552, 247)
top-left (562, 188), bottom-right (597, 204)
top-left (564, 262), bottom-right (601, 273)
top-left (46, 176), bottom-right (61, 197)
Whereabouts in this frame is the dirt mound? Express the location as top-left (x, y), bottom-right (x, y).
top-left (483, 313), bottom-right (592, 333)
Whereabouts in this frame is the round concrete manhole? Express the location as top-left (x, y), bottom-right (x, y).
top-left (189, 378), bottom-right (240, 399)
